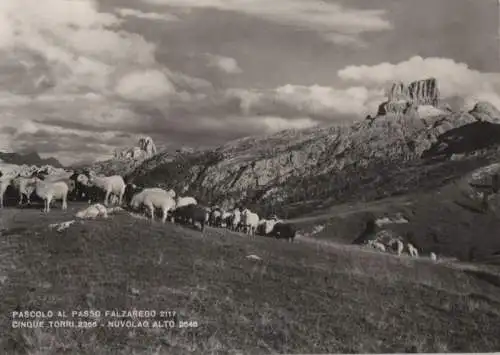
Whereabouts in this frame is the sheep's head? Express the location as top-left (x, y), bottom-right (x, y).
top-left (76, 174), bottom-right (89, 185)
top-left (130, 197), bottom-right (140, 209)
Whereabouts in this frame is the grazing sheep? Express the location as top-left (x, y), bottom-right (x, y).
top-left (175, 196), bottom-right (197, 209)
top-left (0, 173), bottom-right (14, 208)
top-left (87, 172), bottom-right (126, 206)
top-left (269, 222), bottom-right (297, 242)
top-left (388, 238), bottom-right (404, 256)
top-left (240, 208), bottom-right (260, 237)
top-left (204, 207), bottom-right (211, 224)
top-left (430, 252), bottom-right (437, 261)
top-left (76, 203), bottom-right (108, 219)
top-left (130, 188), bottom-right (176, 223)
top-left (124, 183), bottom-right (144, 205)
top-left (407, 243), bottom-right (419, 257)
top-left (209, 208), bottom-right (223, 227)
top-left (172, 204), bottom-right (207, 232)
top-left (33, 176), bottom-right (69, 213)
top-left (257, 218), bottom-right (279, 236)
top-left (70, 173), bottom-right (104, 202)
top-left (221, 211), bottom-right (232, 228)
top-left (230, 208), bottom-right (241, 231)
top-left (367, 239), bottom-right (386, 252)
top-left (11, 176), bottom-right (37, 205)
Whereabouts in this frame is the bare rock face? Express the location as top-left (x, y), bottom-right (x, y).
top-left (377, 78), bottom-right (440, 117)
top-left (408, 78), bottom-right (439, 107)
top-left (114, 136), bottom-right (157, 161)
top-left (138, 136), bottom-right (157, 157)
top-left (469, 101), bottom-right (500, 123)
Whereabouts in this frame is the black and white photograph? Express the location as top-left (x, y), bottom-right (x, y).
top-left (1, 0), bottom-right (500, 353)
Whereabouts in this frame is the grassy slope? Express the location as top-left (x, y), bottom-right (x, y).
top-left (1, 204), bottom-right (500, 353)
top-left (288, 160), bottom-right (500, 262)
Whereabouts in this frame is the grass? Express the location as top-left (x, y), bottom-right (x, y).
top-left (1, 203), bottom-right (500, 353)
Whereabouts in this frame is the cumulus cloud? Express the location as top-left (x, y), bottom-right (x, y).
top-left (114, 70), bottom-right (176, 101)
top-left (6, 120), bottom-right (141, 165)
top-left (142, 0), bottom-right (391, 45)
top-left (205, 53), bottom-right (242, 74)
top-left (224, 85), bottom-right (385, 119)
top-left (0, 0), bottom-right (156, 95)
top-left (338, 56), bottom-right (500, 109)
top-left (115, 8), bottom-right (179, 21)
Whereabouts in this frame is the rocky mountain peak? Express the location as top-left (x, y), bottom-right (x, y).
top-left (114, 136), bottom-right (157, 161)
top-left (377, 78), bottom-right (441, 117)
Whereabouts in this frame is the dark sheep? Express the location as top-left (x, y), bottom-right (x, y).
top-left (68, 172), bottom-right (105, 203)
top-left (269, 222), bottom-right (297, 242)
top-left (172, 204), bottom-right (207, 232)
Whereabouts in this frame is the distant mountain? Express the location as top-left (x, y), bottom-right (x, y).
top-left (0, 151), bottom-right (63, 168)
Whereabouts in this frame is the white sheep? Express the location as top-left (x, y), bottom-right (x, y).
top-left (221, 211), bottom-right (232, 228)
top-left (241, 208), bottom-right (259, 237)
top-left (388, 238), bottom-right (404, 256)
top-left (258, 218), bottom-right (279, 235)
top-left (12, 176), bottom-right (37, 205)
top-left (210, 208), bottom-right (222, 227)
top-left (130, 188), bottom-right (176, 223)
top-left (0, 172), bottom-right (16, 208)
top-left (231, 208), bottom-right (241, 231)
top-left (87, 172), bottom-right (126, 206)
top-left (175, 196), bottom-right (197, 209)
top-left (367, 240), bottom-right (386, 252)
top-left (430, 252), bottom-right (437, 261)
top-left (75, 203), bottom-right (108, 219)
top-left (34, 177), bottom-right (69, 213)
top-left (407, 243), bottom-right (419, 257)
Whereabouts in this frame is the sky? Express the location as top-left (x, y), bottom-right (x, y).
top-left (0, 0), bottom-right (499, 166)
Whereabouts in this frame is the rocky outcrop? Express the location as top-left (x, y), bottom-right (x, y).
top-left (469, 101), bottom-right (500, 123)
top-left (119, 104), bottom-right (500, 217)
top-left (114, 136), bottom-right (157, 161)
top-left (377, 78), bottom-right (440, 116)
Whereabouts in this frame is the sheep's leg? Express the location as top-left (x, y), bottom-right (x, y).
top-left (161, 208), bottom-right (167, 223)
top-left (0, 196), bottom-right (3, 209)
top-left (18, 192), bottom-right (23, 205)
top-left (149, 205), bottom-right (154, 221)
top-left (104, 191), bottom-right (110, 206)
top-left (62, 195), bottom-right (68, 210)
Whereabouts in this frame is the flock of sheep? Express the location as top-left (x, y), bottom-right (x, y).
top-left (0, 168), bottom-right (297, 241)
top-left (0, 166), bottom-right (440, 259)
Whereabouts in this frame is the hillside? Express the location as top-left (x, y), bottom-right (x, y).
top-left (81, 79), bottom-right (500, 261)
top-left (0, 152), bottom-right (63, 168)
top-left (123, 103), bottom-right (500, 214)
top-left (1, 206), bottom-right (500, 353)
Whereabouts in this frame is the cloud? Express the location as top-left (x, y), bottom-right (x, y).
top-left (115, 8), bottom-right (179, 22)
top-left (224, 85), bottom-right (385, 119)
top-left (338, 56), bottom-right (500, 109)
top-left (0, 0), bottom-right (157, 95)
top-left (114, 70), bottom-right (176, 101)
top-left (205, 53), bottom-right (242, 74)
top-left (142, 0), bottom-right (391, 45)
top-left (6, 120), bottom-right (142, 165)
